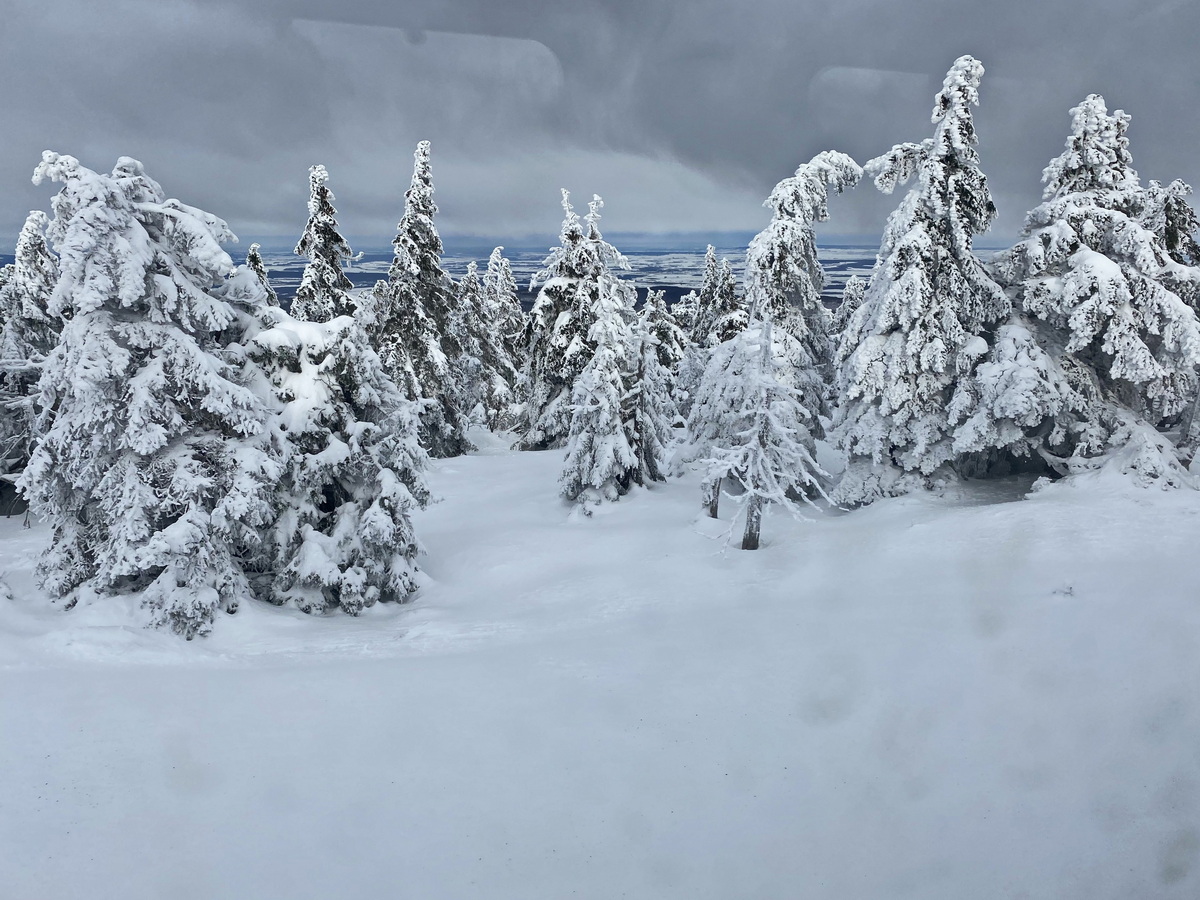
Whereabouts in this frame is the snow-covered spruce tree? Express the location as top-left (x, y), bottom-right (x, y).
top-left (245, 242), bottom-right (279, 306)
top-left (245, 306), bottom-right (430, 614)
top-left (675, 250), bottom-right (747, 421)
top-left (481, 246), bottom-right (527, 370)
top-left (521, 191), bottom-right (634, 450)
top-left (640, 288), bottom-right (687, 376)
top-left (745, 150), bottom-right (862, 425)
top-left (371, 141), bottom-right (471, 457)
top-left (832, 55), bottom-right (1008, 505)
top-left (450, 260), bottom-right (520, 430)
top-left (683, 314), bottom-right (827, 545)
top-left (292, 165), bottom-right (357, 323)
top-left (22, 153), bottom-right (274, 638)
top-left (624, 309), bottom-right (680, 485)
top-left (672, 288), bottom-right (700, 334)
top-left (990, 94), bottom-right (1200, 475)
top-left (560, 274), bottom-right (637, 510)
top-left (831, 274), bottom-right (866, 335)
top-left (0, 210), bottom-right (61, 481)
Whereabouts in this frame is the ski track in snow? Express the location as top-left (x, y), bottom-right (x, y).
top-left (1, 435), bottom-right (1199, 899)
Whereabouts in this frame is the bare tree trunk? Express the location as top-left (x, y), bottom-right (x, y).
top-left (702, 478), bottom-right (720, 518)
top-left (741, 495), bottom-right (762, 550)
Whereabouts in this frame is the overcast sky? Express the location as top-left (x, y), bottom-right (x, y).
top-left (3, 0), bottom-right (1198, 249)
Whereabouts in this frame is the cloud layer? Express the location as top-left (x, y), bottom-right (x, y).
top-left (3, 0), bottom-right (1198, 247)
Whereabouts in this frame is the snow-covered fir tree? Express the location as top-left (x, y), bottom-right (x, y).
top-left (481, 246), bottom-right (527, 371)
top-left (370, 141), bottom-right (471, 457)
top-left (450, 260), bottom-right (520, 430)
top-left (639, 289), bottom-right (687, 375)
top-left (559, 272), bottom-right (637, 510)
top-left (745, 150), bottom-right (862, 423)
top-left (624, 309), bottom-right (679, 486)
top-left (245, 306), bottom-right (430, 615)
top-left (832, 55), bottom-right (1008, 505)
top-left (245, 242), bottom-right (279, 306)
top-left (292, 165), bottom-right (357, 323)
top-left (831, 275), bottom-right (866, 335)
top-left (672, 288), bottom-right (700, 334)
top-left (0, 210), bottom-right (60, 481)
top-left (521, 191), bottom-right (635, 450)
top-left (22, 153), bottom-right (274, 638)
top-left (682, 315), bottom-right (827, 547)
top-left (690, 246), bottom-right (746, 348)
top-left (988, 94), bottom-right (1200, 475)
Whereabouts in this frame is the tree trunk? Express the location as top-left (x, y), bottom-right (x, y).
top-left (702, 478), bottom-right (720, 518)
top-left (741, 495), bottom-right (762, 550)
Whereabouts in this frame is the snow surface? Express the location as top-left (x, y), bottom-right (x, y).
top-left (2, 429), bottom-right (1199, 899)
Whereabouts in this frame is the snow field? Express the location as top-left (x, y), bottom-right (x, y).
top-left (1, 439), bottom-right (1199, 898)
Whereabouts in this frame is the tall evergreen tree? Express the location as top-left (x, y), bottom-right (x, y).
top-left (833, 55), bottom-right (1008, 505)
top-left (624, 309), bottom-right (679, 486)
top-left (481, 246), bottom-right (527, 370)
top-left (521, 191), bottom-right (634, 450)
top-left (22, 153), bottom-right (273, 638)
top-left (245, 307), bottom-right (430, 615)
top-left (559, 273), bottom-right (637, 510)
top-left (245, 242), bottom-right (279, 307)
top-left (745, 150), bottom-right (862, 425)
top-left (640, 289), bottom-right (688, 375)
top-left (0, 210), bottom-right (60, 481)
top-left (292, 165), bottom-right (357, 323)
top-left (371, 141), bottom-right (471, 457)
top-left (986, 94), bottom-right (1200, 476)
top-left (450, 260), bottom-right (520, 430)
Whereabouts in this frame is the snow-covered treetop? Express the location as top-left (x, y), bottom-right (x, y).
top-left (532, 190), bottom-right (630, 288)
top-left (33, 152), bottom-right (237, 326)
top-left (1143, 179), bottom-right (1200, 269)
top-left (292, 164), bottom-right (357, 322)
top-left (1042, 95), bottom-right (1138, 201)
top-left (761, 150), bottom-right (862, 228)
top-left (389, 140), bottom-right (444, 284)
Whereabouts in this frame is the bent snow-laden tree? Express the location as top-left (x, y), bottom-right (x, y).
top-left (246, 308), bottom-right (430, 615)
top-left (521, 191), bottom-right (634, 450)
top-left (833, 55), bottom-right (1008, 506)
top-left (371, 141), bottom-right (471, 458)
top-left (292, 165), bottom-right (357, 323)
top-left (987, 94), bottom-right (1200, 481)
top-left (744, 150), bottom-right (862, 425)
top-left (0, 210), bottom-right (60, 484)
top-left (22, 153), bottom-right (273, 638)
top-left (245, 242), bottom-right (279, 307)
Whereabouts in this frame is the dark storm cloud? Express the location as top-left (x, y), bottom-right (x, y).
top-left (3, 0), bottom-right (1199, 248)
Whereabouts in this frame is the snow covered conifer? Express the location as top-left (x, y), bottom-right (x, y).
top-left (831, 275), bottom-right (866, 335)
top-left (991, 95), bottom-right (1200, 471)
top-left (292, 165), bottom-right (357, 323)
top-left (0, 210), bottom-right (60, 479)
top-left (682, 315), bottom-right (827, 546)
top-left (640, 289), bottom-right (687, 375)
top-left (450, 260), bottom-right (520, 430)
top-left (246, 307), bottom-right (430, 615)
top-left (691, 247), bottom-right (746, 348)
top-left (521, 191), bottom-right (634, 450)
top-left (560, 273), bottom-right (637, 510)
top-left (246, 242), bottom-right (279, 306)
top-left (745, 150), bottom-right (862, 422)
top-left (832, 55), bottom-right (1008, 505)
top-left (672, 288), bottom-right (700, 334)
top-left (481, 246), bottom-right (527, 370)
top-left (23, 153), bottom-right (272, 638)
top-left (371, 141), bottom-right (471, 457)
top-left (624, 309), bottom-right (679, 485)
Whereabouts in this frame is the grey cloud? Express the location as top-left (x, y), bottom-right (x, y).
top-left (3, 0), bottom-right (1200, 248)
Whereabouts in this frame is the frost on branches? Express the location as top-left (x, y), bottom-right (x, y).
top-left (560, 274), bottom-right (638, 511)
top-left (521, 191), bottom-right (634, 450)
top-left (0, 210), bottom-right (60, 481)
top-left (371, 141), bottom-right (471, 458)
top-left (481, 246), bottom-right (528, 373)
top-left (22, 153), bottom-right (274, 638)
top-left (246, 308), bottom-right (430, 614)
top-left (624, 307), bottom-right (680, 486)
top-left (833, 55), bottom-right (1008, 506)
top-left (681, 316), bottom-right (827, 548)
top-left (292, 165), bottom-right (357, 323)
top-left (991, 94), bottom-right (1200, 479)
top-left (745, 150), bottom-right (862, 424)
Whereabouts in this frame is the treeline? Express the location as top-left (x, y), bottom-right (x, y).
top-left (2, 55), bottom-right (1198, 638)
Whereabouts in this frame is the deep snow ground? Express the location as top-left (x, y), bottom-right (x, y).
top-left (2, 435), bottom-right (1199, 899)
